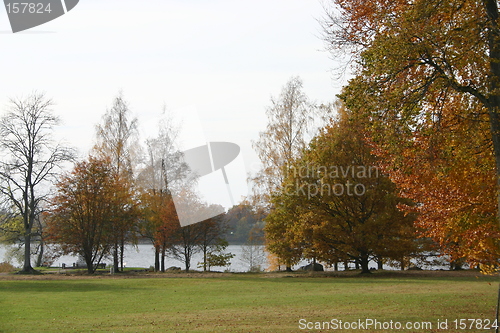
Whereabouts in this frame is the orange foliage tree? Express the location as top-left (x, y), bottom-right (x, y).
top-left (265, 106), bottom-right (418, 273)
top-left (140, 189), bottom-right (179, 272)
top-left (46, 157), bottom-right (137, 274)
top-left (357, 91), bottom-right (499, 270)
top-left (323, 0), bottom-right (500, 271)
top-left (93, 93), bottom-right (141, 272)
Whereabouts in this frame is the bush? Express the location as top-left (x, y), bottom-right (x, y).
top-left (0, 262), bottom-right (16, 273)
top-left (249, 265), bottom-right (262, 273)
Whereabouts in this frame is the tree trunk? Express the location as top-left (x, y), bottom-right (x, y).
top-left (120, 239), bottom-right (125, 271)
top-left (154, 246), bottom-right (160, 272)
top-left (84, 253), bottom-right (94, 274)
top-left (203, 247), bottom-right (207, 272)
top-left (22, 232), bottom-right (34, 273)
top-left (35, 241), bottom-right (44, 268)
top-left (184, 257), bottom-right (190, 272)
top-left (377, 257), bottom-right (383, 270)
top-left (359, 252), bottom-right (371, 274)
top-left (113, 244), bottom-right (119, 273)
top-left (21, 205), bottom-right (36, 273)
top-left (483, 4), bottom-right (500, 331)
top-left (484, 0), bottom-right (500, 228)
top-left (87, 264), bottom-right (94, 274)
top-left (161, 246), bottom-right (166, 272)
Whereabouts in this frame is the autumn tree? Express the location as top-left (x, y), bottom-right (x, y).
top-left (252, 77), bottom-right (330, 270)
top-left (47, 157), bottom-right (133, 274)
top-left (265, 188), bottom-right (309, 271)
top-left (154, 193), bottom-right (179, 272)
top-left (266, 105), bottom-right (418, 273)
top-left (0, 211), bottom-right (23, 245)
top-left (139, 190), bottom-right (175, 271)
top-left (0, 93), bottom-right (74, 273)
top-left (94, 93), bottom-right (140, 272)
top-left (323, 0), bottom-right (500, 271)
top-left (0, 211), bottom-right (25, 264)
top-left (137, 116), bottom-right (188, 271)
top-left (224, 203), bottom-right (264, 244)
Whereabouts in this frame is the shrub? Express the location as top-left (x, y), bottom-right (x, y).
top-left (0, 262), bottom-right (16, 273)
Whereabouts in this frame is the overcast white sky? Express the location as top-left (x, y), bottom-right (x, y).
top-left (0, 0), bottom-right (345, 208)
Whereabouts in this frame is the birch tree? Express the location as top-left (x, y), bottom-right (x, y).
top-left (252, 77), bottom-right (330, 270)
top-left (94, 93), bottom-right (140, 272)
top-left (252, 77), bottom-right (317, 209)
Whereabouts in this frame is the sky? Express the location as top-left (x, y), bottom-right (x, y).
top-left (0, 0), bottom-right (346, 209)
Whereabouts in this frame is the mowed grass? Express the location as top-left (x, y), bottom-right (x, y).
top-left (0, 271), bottom-right (498, 332)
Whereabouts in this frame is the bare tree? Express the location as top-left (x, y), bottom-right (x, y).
top-left (0, 92), bottom-right (74, 273)
top-left (138, 115), bottom-right (187, 194)
top-left (169, 224), bottom-right (201, 272)
top-left (196, 206), bottom-right (227, 272)
top-left (241, 237), bottom-right (266, 272)
top-left (167, 191), bottom-right (209, 272)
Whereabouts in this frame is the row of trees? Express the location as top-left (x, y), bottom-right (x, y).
top-left (256, 79), bottom-right (421, 273)
top-left (266, 105), bottom-right (420, 273)
top-left (257, 0), bottom-right (500, 274)
top-left (7, 0), bottom-right (497, 275)
top-left (0, 92), bottom-right (233, 274)
top-left (325, 0), bottom-right (500, 273)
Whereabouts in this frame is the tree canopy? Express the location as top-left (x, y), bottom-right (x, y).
top-left (266, 105), bottom-right (417, 273)
top-left (47, 157), bottom-right (135, 274)
top-left (322, 0), bottom-right (500, 271)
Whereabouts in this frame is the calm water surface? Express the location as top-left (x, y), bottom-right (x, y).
top-left (0, 244), bottom-right (450, 272)
top-left (0, 244), bottom-right (277, 272)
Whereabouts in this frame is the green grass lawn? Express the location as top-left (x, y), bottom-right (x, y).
top-left (0, 271), bottom-right (497, 332)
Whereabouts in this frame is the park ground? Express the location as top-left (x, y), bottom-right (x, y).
top-left (0, 270), bottom-right (497, 332)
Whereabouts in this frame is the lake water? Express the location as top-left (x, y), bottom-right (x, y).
top-left (0, 243), bottom-right (450, 272)
top-left (0, 244), bottom-right (276, 272)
